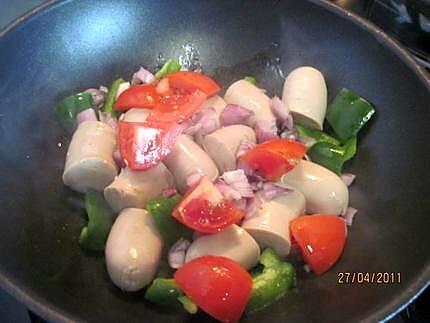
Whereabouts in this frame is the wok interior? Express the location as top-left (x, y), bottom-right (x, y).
top-left (0, 0), bottom-right (429, 322)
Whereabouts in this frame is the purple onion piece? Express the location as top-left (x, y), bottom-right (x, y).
top-left (219, 169), bottom-right (254, 198)
top-left (342, 207), bottom-right (358, 226)
top-left (270, 96), bottom-right (294, 131)
top-left (162, 187), bottom-right (177, 198)
top-left (131, 66), bottom-right (156, 85)
top-left (168, 238), bottom-right (191, 269)
top-left (261, 182), bottom-right (292, 200)
top-left (113, 150), bottom-right (126, 168)
top-left (341, 173), bottom-right (356, 187)
top-left (84, 88), bottom-right (107, 107)
top-left (76, 108), bottom-right (97, 125)
top-left (244, 193), bottom-right (263, 219)
top-left (255, 118), bottom-right (278, 143)
top-left (220, 104), bottom-right (254, 127)
top-left (236, 139), bottom-right (256, 159)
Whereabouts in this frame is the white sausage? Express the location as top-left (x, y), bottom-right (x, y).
top-left (202, 125), bottom-right (256, 173)
top-left (280, 160), bottom-right (349, 215)
top-left (224, 80), bottom-right (274, 126)
top-left (185, 225), bottom-right (260, 269)
top-left (282, 66), bottom-right (327, 130)
top-left (121, 108), bottom-right (150, 122)
top-left (163, 135), bottom-right (219, 193)
top-left (242, 190), bottom-right (305, 257)
top-left (105, 208), bottom-right (163, 291)
top-left (104, 163), bottom-right (174, 213)
top-left (63, 121), bottom-right (118, 193)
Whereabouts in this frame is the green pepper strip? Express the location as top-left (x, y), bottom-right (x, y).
top-left (147, 194), bottom-right (192, 245)
top-left (326, 88), bottom-right (375, 143)
top-left (101, 78), bottom-right (125, 117)
top-left (145, 278), bottom-right (197, 314)
top-left (246, 248), bottom-right (296, 314)
top-left (308, 137), bottom-right (357, 175)
top-left (155, 59), bottom-right (181, 79)
top-left (56, 92), bottom-right (94, 132)
top-left (294, 124), bottom-right (340, 146)
top-left (244, 76), bottom-right (257, 85)
top-left (79, 191), bottom-right (115, 252)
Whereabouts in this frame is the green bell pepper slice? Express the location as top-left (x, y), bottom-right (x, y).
top-left (244, 76), bottom-right (257, 85)
top-left (56, 92), bottom-right (94, 132)
top-left (147, 194), bottom-right (192, 245)
top-left (326, 88), bottom-right (375, 143)
top-left (246, 248), bottom-right (296, 313)
top-left (155, 59), bottom-right (181, 79)
top-left (308, 137), bottom-right (357, 175)
top-left (294, 124), bottom-right (340, 147)
top-left (79, 191), bottom-right (115, 252)
top-left (101, 78), bottom-right (125, 117)
top-left (145, 278), bottom-right (198, 314)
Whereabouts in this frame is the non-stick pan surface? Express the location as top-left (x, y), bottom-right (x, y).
top-left (0, 0), bottom-right (429, 322)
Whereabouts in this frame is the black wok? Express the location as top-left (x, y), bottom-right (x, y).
top-left (0, 0), bottom-right (429, 322)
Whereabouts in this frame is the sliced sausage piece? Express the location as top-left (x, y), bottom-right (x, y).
top-left (63, 121), bottom-right (118, 193)
top-left (241, 190), bottom-right (305, 257)
top-left (104, 163), bottom-right (174, 213)
top-left (282, 66), bottom-right (327, 130)
top-left (105, 208), bottom-right (163, 291)
top-left (164, 135), bottom-right (219, 193)
top-left (281, 160), bottom-right (349, 215)
top-left (121, 108), bottom-right (150, 122)
top-left (202, 125), bottom-right (256, 173)
top-left (185, 224), bottom-right (260, 270)
top-left (224, 80), bottom-right (274, 127)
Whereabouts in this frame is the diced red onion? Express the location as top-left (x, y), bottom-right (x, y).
top-left (236, 139), bottom-right (256, 159)
top-left (244, 193), bottom-right (263, 219)
top-left (219, 170), bottom-right (254, 198)
top-left (99, 112), bottom-right (118, 130)
top-left (270, 96), bottom-right (294, 131)
top-left (76, 108), bottom-right (97, 125)
top-left (168, 238), bottom-right (191, 269)
top-left (215, 182), bottom-right (242, 200)
top-left (220, 104), bottom-right (254, 127)
top-left (261, 182), bottom-right (292, 200)
top-left (186, 173), bottom-right (203, 189)
top-left (255, 118), bottom-right (278, 143)
top-left (233, 198), bottom-right (247, 210)
top-left (184, 107), bottom-right (219, 136)
top-left (341, 173), bottom-right (356, 187)
top-left (162, 187), bottom-right (177, 198)
top-left (343, 207), bottom-right (358, 226)
top-left (84, 88), bottom-right (107, 107)
top-left (113, 150), bottom-right (126, 168)
top-left (131, 66), bottom-right (156, 85)
top-left (116, 82), bottom-right (130, 99)
top-left (280, 129), bottom-right (298, 140)
top-left (237, 159), bottom-right (265, 182)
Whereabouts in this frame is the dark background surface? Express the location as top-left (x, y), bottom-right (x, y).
top-left (0, 0), bottom-right (428, 322)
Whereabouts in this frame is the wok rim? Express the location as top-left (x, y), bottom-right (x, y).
top-left (0, 0), bottom-right (428, 322)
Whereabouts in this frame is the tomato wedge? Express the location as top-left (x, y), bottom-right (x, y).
top-left (167, 71), bottom-right (221, 97)
top-left (117, 120), bottom-right (182, 170)
top-left (173, 177), bottom-right (244, 233)
top-left (114, 84), bottom-right (160, 112)
top-left (174, 256), bottom-right (252, 322)
top-left (239, 139), bottom-right (306, 181)
top-left (147, 89), bottom-right (207, 124)
top-left (290, 215), bottom-right (347, 275)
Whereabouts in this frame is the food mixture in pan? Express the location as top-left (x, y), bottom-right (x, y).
top-left (56, 58), bottom-right (375, 322)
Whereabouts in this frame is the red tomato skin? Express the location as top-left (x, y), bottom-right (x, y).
top-left (147, 89), bottom-right (207, 124)
top-left (114, 85), bottom-right (160, 111)
top-left (117, 121), bottom-right (181, 170)
top-left (173, 198), bottom-right (244, 233)
top-left (239, 139), bottom-right (307, 181)
top-left (290, 215), bottom-right (347, 275)
top-left (167, 71), bottom-right (221, 96)
top-left (174, 256), bottom-right (252, 322)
